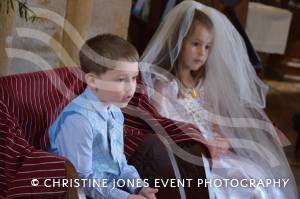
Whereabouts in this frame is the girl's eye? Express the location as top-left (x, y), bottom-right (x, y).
top-left (206, 45), bottom-right (211, 50)
top-left (116, 78), bottom-right (125, 82)
top-left (191, 42), bottom-right (199, 46)
top-left (132, 76), bottom-right (137, 80)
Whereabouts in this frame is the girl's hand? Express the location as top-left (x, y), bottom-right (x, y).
top-left (128, 194), bottom-right (146, 199)
top-left (207, 135), bottom-right (230, 158)
top-left (139, 187), bottom-right (158, 199)
top-left (215, 135), bottom-right (230, 153)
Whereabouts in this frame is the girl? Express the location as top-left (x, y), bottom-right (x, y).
top-left (140, 1), bottom-right (298, 198)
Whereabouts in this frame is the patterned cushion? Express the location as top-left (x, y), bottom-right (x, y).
top-left (0, 67), bottom-right (84, 198)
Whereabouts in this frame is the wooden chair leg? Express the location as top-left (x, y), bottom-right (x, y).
top-left (293, 113), bottom-right (300, 156)
top-left (65, 159), bottom-right (81, 199)
top-left (295, 132), bottom-right (300, 156)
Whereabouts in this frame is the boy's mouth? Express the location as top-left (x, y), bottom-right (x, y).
top-left (122, 95), bottom-right (133, 102)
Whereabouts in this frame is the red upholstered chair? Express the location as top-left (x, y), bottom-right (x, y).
top-left (0, 67), bottom-right (209, 198)
top-left (0, 67), bottom-right (85, 199)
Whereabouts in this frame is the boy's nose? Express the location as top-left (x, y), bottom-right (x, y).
top-left (126, 81), bottom-right (136, 93)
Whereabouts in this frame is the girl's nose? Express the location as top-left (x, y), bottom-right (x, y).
top-left (198, 47), bottom-right (205, 56)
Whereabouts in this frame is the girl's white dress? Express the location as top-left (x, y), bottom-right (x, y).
top-left (155, 79), bottom-right (285, 199)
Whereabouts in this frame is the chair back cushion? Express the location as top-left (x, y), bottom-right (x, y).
top-left (0, 67), bottom-right (85, 150)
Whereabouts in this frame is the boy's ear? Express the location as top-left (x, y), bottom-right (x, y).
top-left (85, 73), bottom-right (98, 89)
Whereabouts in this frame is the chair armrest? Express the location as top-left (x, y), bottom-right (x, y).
top-left (0, 100), bottom-right (69, 198)
top-left (10, 150), bottom-right (83, 199)
top-left (8, 150), bottom-right (68, 198)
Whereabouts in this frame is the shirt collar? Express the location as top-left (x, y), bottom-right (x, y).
top-left (82, 86), bottom-right (116, 120)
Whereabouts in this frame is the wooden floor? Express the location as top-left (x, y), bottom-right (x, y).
top-left (264, 76), bottom-right (300, 194)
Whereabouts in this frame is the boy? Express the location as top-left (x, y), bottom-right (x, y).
top-left (48, 34), bottom-right (158, 199)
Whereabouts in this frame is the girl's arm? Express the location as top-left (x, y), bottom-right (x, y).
top-left (202, 94), bottom-right (230, 156)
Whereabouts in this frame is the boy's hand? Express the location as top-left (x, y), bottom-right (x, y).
top-left (128, 194), bottom-right (146, 199)
top-left (139, 187), bottom-right (158, 199)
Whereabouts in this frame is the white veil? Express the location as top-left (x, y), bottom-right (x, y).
top-left (140, 0), bottom-right (298, 198)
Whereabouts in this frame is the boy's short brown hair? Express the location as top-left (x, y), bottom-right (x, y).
top-left (79, 34), bottom-right (139, 75)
